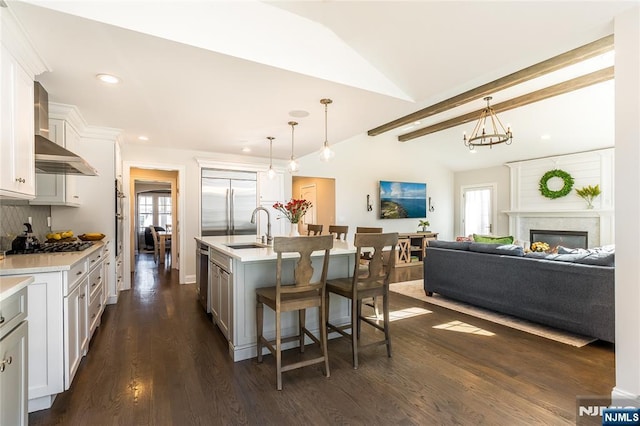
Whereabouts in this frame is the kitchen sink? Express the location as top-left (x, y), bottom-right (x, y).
top-left (224, 243), bottom-right (267, 250)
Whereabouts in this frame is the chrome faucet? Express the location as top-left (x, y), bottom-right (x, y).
top-left (250, 207), bottom-right (272, 245)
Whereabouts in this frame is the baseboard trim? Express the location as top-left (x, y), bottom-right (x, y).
top-left (612, 387), bottom-right (640, 404)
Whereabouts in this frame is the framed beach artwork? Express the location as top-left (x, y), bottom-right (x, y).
top-left (379, 181), bottom-right (427, 219)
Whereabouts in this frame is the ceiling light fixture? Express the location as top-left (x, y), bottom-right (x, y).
top-left (287, 121), bottom-right (299, 173)
top-left (463, 96), bottom-right (513, 150)
top-left (138, 135), bottom-right (149, 141)
top-left (96, 73), bottom-right (120, 84)
top-left (319, 98), bottom-right (335, 162)
top-left (266, 136), bottom-right (276, 180)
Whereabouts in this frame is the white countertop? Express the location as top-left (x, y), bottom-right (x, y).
top-left (196, 235), bottom-right (356, 262)
top-left (0, 241), bottom-right (106, 276)
top-left (0, 275), bottom-right (34, 301)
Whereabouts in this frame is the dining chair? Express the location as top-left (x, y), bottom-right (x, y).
top-left (328, 225), bottom-right (349, 241)
top-left (307, 224), bottom-right (323, 235)
top-left (355, 226), bottom-right (383, 317)
top-left (149, 225), bottom-right (170, 264)
top-left (325, 232), bottom-right (398, 369)
top-left (255, 235), bottom-right (334, 390)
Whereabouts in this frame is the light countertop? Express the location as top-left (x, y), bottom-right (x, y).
top-left (196, 235), bottom-right (356, 262)
top-left (0, 275), bottom-right (34, 301)
top-left (0, 241), bottom-right (107, 276)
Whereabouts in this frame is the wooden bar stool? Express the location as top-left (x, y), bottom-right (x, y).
top-left (307, 224), bottom-right (323, 235)
top-left (328, 225), bottom-right (349, 241)
top-left (325, 232), bottom-right (398, 369)
top-left (355, 226), bottom-right (383, 318)
top-left (255, 235), bottom-right (334, 390)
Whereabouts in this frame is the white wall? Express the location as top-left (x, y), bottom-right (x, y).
top-left (613, 5), bottom-right (640, 403)
top-left (297, 131), bottom-right (454, 241)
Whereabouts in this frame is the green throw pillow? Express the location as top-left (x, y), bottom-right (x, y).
top-left (472, 234), bottom-right (514, 244)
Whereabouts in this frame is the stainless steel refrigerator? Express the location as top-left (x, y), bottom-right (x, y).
top-left (201, 169), bottom-right (257, 236)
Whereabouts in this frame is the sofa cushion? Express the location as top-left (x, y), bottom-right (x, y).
top-left (469, 243), bottom-right (524, 257)
top-left (574, 251), bottom-right (615, 267)
top-left (473, 234), bottom-right (514, 244)
top-left (524, 252), bottom-right (549, 259)
top-left (429, 240), bottom-right (471, 250)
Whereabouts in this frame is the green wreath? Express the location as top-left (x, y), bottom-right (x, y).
top-left (539, 169), bottom-right (574, 199)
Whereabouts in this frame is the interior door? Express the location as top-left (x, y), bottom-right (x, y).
top-left (300, 184), bottom-right (317, 233)
top-left (462, 184), bottom-right (496, 236)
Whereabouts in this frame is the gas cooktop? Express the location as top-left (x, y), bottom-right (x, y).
top-left (8, 241), bottom-right (94, 255)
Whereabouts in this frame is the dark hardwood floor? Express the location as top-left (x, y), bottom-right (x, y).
top-left (29, 254), bottom-right (614, 425)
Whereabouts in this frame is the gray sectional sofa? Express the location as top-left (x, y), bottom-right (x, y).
top-left (423, 240), bottom-right (615, 342)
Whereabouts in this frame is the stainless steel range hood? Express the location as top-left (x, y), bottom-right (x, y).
top-left (34, 82), bottom-right (98, 176)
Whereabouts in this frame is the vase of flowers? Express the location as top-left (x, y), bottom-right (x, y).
top-left (575, 184), bottom-right (601, 209)
top-left (273, 199), bottom-right (313, 237)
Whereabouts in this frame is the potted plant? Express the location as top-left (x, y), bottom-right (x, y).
top-left (418, 219), bottom-right (430, 232)
top-left (575, 184), bottom-right (601, 209)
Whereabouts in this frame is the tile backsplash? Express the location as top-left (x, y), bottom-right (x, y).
top-left (0, 200), bottom-right (51, 251)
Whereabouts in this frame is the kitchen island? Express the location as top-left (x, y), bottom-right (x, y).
top-left (196, 235), bottom-right (357, 362)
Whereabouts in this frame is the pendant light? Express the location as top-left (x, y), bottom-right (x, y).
top-left (287, 121), bottom-right (299, 173)
top-left (266, 136), bottom-right (276, 179)
top-left (319, 98), bottom-right (335, 161)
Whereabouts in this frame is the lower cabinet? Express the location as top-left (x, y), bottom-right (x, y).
top-left (209, 254), bottom-right (232, 340)
top-left (7, 246), bottom-right (107, 412)
top-left (0, 285), bottom-right (29, 426)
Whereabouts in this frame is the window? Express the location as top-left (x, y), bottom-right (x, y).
top-left (137, 192), bottom-right (172, 250)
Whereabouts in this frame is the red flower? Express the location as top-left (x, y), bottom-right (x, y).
top-left (273, 198), bottom-right (312, 223)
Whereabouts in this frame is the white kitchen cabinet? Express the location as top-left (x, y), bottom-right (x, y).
top-left (0, 321), bottom-right (28, 426)
top-left (209, 250), bottom-right (232, 340)
top-left (0, 283), bottom-right (29, 426)
top-left (30, 118), bottom-right (81, 206)
top-left (257, 171), bottom-right (286, 237)
top-left (63, 276), bottom-right (88, 387)
top-left (0, 44), bottom-right (35, 200)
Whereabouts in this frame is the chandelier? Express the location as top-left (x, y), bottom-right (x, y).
top-left (287, 121), bottom-right (299, 173)
top-left (319, 98), bottom-right (335, 161)
top-left (463, 96), bottom-right (513, 150)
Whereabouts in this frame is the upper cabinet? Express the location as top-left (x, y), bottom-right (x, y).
top-left (0, 45), bottom-right (35, 199)
top-left (258, 171), bottom-right (284, 202)
top-left (30, 119), bottom-right (81, 206)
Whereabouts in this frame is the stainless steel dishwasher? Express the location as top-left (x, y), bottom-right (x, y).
top-left (197, 243), bottom-right (210, 312)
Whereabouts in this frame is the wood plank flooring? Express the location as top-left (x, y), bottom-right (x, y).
top-left (29, 254), bottom-right (614, 425)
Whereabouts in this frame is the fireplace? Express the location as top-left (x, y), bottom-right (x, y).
top-left (530, 230), bottom-right (588, 251)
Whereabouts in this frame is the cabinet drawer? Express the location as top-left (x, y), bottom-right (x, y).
top-left (210, 249), bottom-right (232, 273)
top-left (0, 286), bottom-right (27, 339)
top-left (88, 288), bottom-right (103, 335)
top-left (87, 249), bottom-right (104, 271)
top-left (88, 267), bottom-right (103, 301)
top-left (64, 260), bottom-right (87, 295)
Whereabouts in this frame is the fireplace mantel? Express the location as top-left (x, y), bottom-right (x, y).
top-left (504, 210), bottom-right (614, 248)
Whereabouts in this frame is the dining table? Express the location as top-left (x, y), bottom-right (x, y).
top-left (158, 231), bottom-right (172, 264)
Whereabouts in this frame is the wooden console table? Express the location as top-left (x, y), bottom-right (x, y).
top-left (396, 232), bottom-right (438, 267)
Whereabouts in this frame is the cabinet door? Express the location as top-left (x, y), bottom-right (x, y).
top-left (209, 262), bottom-right (220, 323)
top-left (31, 119), bottom-right (80, 206)
top-left (218, 269), bottom-right (231, 339)
top-left (258, 171), bottom-right (284, 202)
top-left (63, 282), bottom-right (83, 389)
top-left (79, 280), bottom-right (89, 357)
top-left (0, 321), bottom-right (28, 426)
top-left (0, 45), bottom-right (35, 199)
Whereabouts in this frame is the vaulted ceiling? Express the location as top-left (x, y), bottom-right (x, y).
top-left (6, 1), bottom-right (633, 171)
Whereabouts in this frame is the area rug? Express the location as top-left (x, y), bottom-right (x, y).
top-left (389, 280), bottom-right (596, 347)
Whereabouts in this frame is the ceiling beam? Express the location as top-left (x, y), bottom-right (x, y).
top-left (367, 34), bottom-right (614, 137)
top-left (398, 66), bottom-right (614, 142)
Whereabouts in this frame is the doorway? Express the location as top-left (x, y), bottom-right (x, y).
top-left (292, 177), bottom-right (336, 235)
top-left (461, 183), bottom-right (496, 236)
top-left (129, 168), bottom-right (179, 273)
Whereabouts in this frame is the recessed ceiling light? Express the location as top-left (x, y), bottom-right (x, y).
top-left (96, 73), bottom-right (120, 84)
top-left (242, 147), bottom-right (251, 153)
top-left (289, 110), bottom-right (309, 118)
top-left (138, 135), bottom-right (149, 141)
top-left (469, 150), bottom-right (478, 154)
top-left (541, 134), bottom-right (551, 140)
